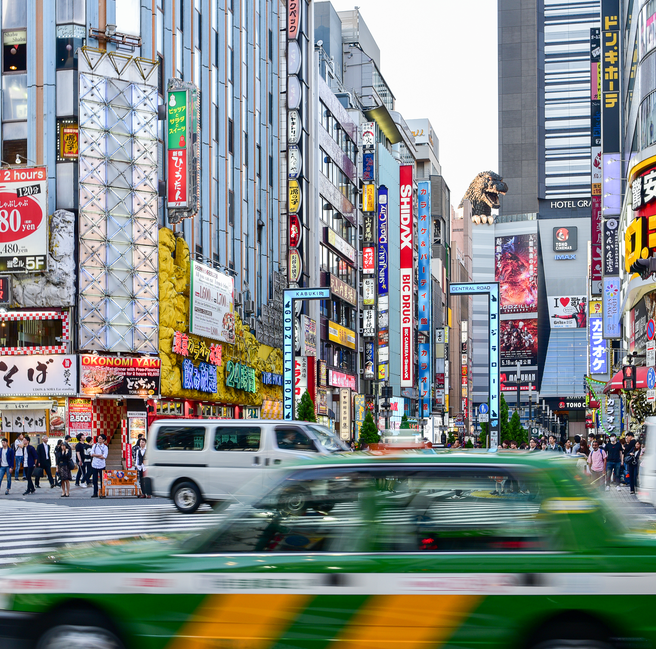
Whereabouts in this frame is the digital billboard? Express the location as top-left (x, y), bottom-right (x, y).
top-left (495, 234), bottom-right (538, 314)
top-left (500, 319), bottom-right (538, 367)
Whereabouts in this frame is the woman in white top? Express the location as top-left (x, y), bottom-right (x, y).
top-left (135, 438), bottom-right (150, 498)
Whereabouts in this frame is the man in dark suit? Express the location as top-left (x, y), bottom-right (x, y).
top-left (35, 434), bottom-right (55, 488)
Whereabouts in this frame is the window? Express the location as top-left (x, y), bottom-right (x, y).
top-left (2, 1), bottom-right (27, 29)
top-left (275, 427), bottom-right (317, 452)
top-left (0, 317), bottom-right (64, 349)
top-left (155, 426), bottom-right (206, 451)
top-left (192, 466), bottom-right (556, 554)
top-left (214, 426), bottom-right (261, 451)
top-left (228, 118), bottom-right (234, 154)
top-left (3, 30), bottom-right (26, 72)
top-left (55, 24), bottom-right (85, 70)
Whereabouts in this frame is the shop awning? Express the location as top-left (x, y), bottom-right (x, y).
top-left (0, 400), bottom-right (55, 410)
top-left (603, 367), bottom-right (650, 394)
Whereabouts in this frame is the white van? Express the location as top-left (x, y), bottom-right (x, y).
top-left (144, 419), bottom-right (349, 513)
top-left (637, 416), bottom-right (656, 507)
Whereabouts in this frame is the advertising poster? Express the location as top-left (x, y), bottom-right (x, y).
top-left (300, 315), bottom-right (316, 356)
top-left (0, 354), bottom-right (77, 396)
top-left (417, 180), bottom-right (431, 332)
top-left (362, 153), bottom-right (374, 182)
top-left (548, 296), bottom-right (587, 329)
top-left (339, 388), bottom-right (351, 440)
top-left (589, 313), bottom-right (607, 375)
top-left (190, 260), bottom-right (235, 343)
top-left (363, 278), bottom-right (375, 305)
top-left (328, 321), bottom-right (356, 350)
top-left (400, 166), bottom-right (414, 387)
top-left (80, 355), bottom-right (161, 397)
top-left (0, 167), bottom-right (48, 272)
top-left (418, 342), bottom-right (430, 417)
top-left (363, 308), bottom-right (376, 337)
top-left (603, 218), bottom-right (620, 276)
top-left (68, 398), bottom-right (93, 435)
top-left (364, 342), bottom-right (375, 378)
top-left (362, 246), bottom-right (375, 274)
top-left (354, 394), bottom-right (365, 439)
top-left (500, 319), bottom-right (538, 367)
top-left (495, 234), bottom-right (538, 314)
top-left (377, 186), bottom-right (389, 296)
top-left (602, 276), bottom-right (621, 339)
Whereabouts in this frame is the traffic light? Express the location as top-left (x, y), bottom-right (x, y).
top-left (623, 364), bottom-right (637, 390)
top-left (630, 256), bottom-right (656, 279)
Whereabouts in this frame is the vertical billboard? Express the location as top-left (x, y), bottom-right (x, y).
top-left (166, 80), bottom-right (200, 220)
top-left (190, 261), bottom-right (235, 343)
top-left (495, 234), bottom-right (538, 314)
top-left (400, 166), bottom-right (414, 387)
top-left (417, 181), bottom-right (431, 416)
top-left (602, 276), bottom-right (621, 339)
top-left (377, 186), bottom-right (389, 380)
top-left (589, 300), bottom-right (608, 375)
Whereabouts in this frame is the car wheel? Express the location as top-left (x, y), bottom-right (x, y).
top-left (278, 486), bottom-right (309, 516)
top-left (37, 624), bottom-right (124, 649)
top-left (172, 481), bottom-right (201, 514)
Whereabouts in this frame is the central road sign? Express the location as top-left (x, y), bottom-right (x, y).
top-left (449, 282), bottom-right (500, 449)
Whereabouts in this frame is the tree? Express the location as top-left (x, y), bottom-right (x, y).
top-left (500, 393), bottom-right (510, 442)
top-left (399, 413), bottom-right (410, 430)
top-left (479, 420), bottom-right (488, 447)
top-left (508, 410), bottom-right (528, 446)
top-left (358, 410), bottom-right (380, 448)
top-left (465, 438), bottom-right (474, 448)
top-left (296, 390), bottom-right (317, 422)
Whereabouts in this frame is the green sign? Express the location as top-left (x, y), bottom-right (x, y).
top-left (167, 90), bottom-right (188, 150)
top-left (225, 360), bottom-right (257, 393)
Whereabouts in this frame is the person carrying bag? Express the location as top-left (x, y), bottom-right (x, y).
top-left (135, 438), bottom-right (150, 498)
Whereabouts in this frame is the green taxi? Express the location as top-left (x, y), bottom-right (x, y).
top-left (1, 451), bottom-right (654, 649)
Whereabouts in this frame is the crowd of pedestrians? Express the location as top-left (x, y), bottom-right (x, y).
top-left (0, 432), bottom-right (149, 499)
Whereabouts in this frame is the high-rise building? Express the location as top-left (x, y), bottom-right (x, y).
top-left (470, 0), bottom-right (600, 439)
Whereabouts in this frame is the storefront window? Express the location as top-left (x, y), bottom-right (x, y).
top-left (3, 30), bottom-right (26, 72)
top-left (56, 25), bottom-right (85, 69)
top-left (0, 318), bottom-right (64, 349)
top-left (156, 401), bottom-right (184, 416)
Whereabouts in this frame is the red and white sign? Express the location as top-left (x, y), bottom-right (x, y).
top-left (294, 357), bottom-right (307, 401)
top-left (167, 149), bottom-right (188, 207)
top-left (362, 246), bottom-right (375, 274)
top-left (400, 165), bottom-right (414, 387)
top-left (329, 369), bottom-right (356, 390)
top-left (0, 166), bottom-right (48, 273)
top-left (68, 398), bottom-right (93, 434)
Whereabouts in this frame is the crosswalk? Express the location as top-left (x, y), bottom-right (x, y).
top-left (0, 501), bottom-right (224, 568)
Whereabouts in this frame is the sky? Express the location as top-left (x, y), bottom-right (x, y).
top-left (328, 0), bottom-right (499, 207)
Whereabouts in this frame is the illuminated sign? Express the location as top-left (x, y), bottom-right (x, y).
top-left (182, 359), bottom-right (217, 394)
top-left (553, 226), bottom-right (578, 252)
top-left (289, 213), bottom-right (302, 248)
top-left (589, 313), bottom-right (608, 375)
top-left (172, 330), bottom-right (222, 365)
top-left (288, 179), bottom-right (301, 213)
top-left (400, 166), bottom-right (414, 387)
top-left (287, 0), bottom-right (300, 40)
top-left (329, 273), bottom-right (357, 307)
top-left (288, 249), bottom-right (302, 283)
top-left (364, 184), bottom-right (375, 212)
top-left (377, 186), bottom-right (389, 296)
top-left (328, 320), bottom-right (356, 350)
top-left (363, 246), bottom-right (375, 274)
top-left (602, 276), bottom-right (621, 339)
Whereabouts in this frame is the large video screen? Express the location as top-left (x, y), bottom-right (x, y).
top-left (500, 319), bottom-right (538, 367)
top-left (495, 234), bottom-right (538, 314)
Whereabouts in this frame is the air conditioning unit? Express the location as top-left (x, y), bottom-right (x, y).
top-left (236, 305), bottom-right (243, 320)
top-left (249, 315), bottom-right (257, 330)
top-left (244, 300), bottom-right (255, 314)
top-left (234, 292), bottom-right (243, 307)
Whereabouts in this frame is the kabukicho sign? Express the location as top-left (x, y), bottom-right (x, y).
top-left (399, 165), bottom-right (414, 387)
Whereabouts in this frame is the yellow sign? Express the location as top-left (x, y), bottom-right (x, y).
top-left (378, 363), bottom-right (388, 380)
top-left (288, 179), bottom-right (301, 213)
top-left (592, 183), bottom-right (601, 196)
top-left (288, 249), bottom-right (302, 283)
top-left (364, 184), bottom-right (375, 212)
top-left (624, 215), bottom-right (656, 272)
top-left (328, 320), bottom-right (356, 350)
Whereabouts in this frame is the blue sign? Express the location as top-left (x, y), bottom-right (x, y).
top-left (418, 342), bottom-right (430, 417)
top-left (283, 288), bottom-right (331, 420)
top-left (182, 359), bottom-right (217, 393)
top-left (362, 152), bottom-right (374, 182)
top-left (479, 403), bottom-right (489, 414)
top-left (377, 186), bottom-right (389, 296)
top-left (589, 315), bottom-right (608, 375)
top-left (417, 181), bottom-right (431, 334)
top-left (449, 282), bottom-right (500, 448)
top-left (648, 367), bottom-right (656, 391)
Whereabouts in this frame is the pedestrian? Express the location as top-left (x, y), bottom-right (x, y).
top-left (55, 438), bottom-right (72, 497)
top-left (0, 437), bottom-right (14, 495)
top-left (635, 439), bottom-right (644, 487)
top-left (624, 432), bottom-right (639, 494)
top-left (35, 435), bottom-right (55, 489)
top-left (605, 433), bottom-right (623, 491)
top-left (13, 432), bottom-right (24, 480)
top-left (22, 436), bottom-right (37, 495)
top-left (90, 434), bottom-right (108, 498)
top-left (83, 436), bottom-right (93, 484)
top-left (510, 440), bottom-right (518, 450)
top-left (135, 438), bottom-right (150, 498)
top-left (564, 440), bottom-right (573, 455)
top-left (529, 438), bottom-right (539, 452)
top-left (501, 441), bottom-right (509, 449)
top-left (541, 441), bottom-right (548, 450)
top-left (132, 433), bottom-right (145, 465)
top-left (546, 435), bottom-right (562, 452)
top-left (572, 435), bottom-right (581, 455)
top-left (74, 433), bottom-right (87, 487)
top-left (587, 439), bottom-right (607, 488)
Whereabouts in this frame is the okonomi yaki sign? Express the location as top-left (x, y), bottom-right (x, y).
top-left (0, 167), bottom-right (48, 272)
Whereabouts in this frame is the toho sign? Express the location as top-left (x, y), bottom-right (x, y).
top-left (166, 81), bottom-right (199, 220)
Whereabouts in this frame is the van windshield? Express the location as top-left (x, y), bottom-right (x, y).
top-left (307, 424), bottom-right (349, 452)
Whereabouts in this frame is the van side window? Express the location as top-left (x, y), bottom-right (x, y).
top-left (276, 428), bottom-right (317, 452)
top-left (214, 427), bottom-right (261, 451)
top-left (155, 426), bottom-right (206, 451)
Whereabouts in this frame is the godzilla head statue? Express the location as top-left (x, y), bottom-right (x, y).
top-left (459, 171), bottom-right (508, 225)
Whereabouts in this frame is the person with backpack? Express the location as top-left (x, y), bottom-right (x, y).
top-left (587, 439), bottom-right (607, 489)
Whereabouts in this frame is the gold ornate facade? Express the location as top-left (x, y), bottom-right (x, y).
top-left (158, 228), bottom-right (283, 407)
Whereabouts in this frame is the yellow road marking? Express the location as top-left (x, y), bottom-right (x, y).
top-left (166, 593), bottom-right (310, 649)
top-left (335, 594), bottom-right (480, 649)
